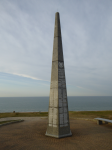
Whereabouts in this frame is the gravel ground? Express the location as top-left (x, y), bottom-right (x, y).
top-left (0, 117), bottom-right (112, 150)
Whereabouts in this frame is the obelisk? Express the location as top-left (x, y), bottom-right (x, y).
top-left (45, 12), bottom-right (72, 138)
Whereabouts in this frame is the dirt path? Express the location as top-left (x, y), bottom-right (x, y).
top-left (0, 117), bottom-right (112, 150)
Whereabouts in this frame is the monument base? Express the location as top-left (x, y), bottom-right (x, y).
top-left (45, 131), bottom-right (72, 138)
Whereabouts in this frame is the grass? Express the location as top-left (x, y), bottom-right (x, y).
top-left (69, 111), bottom-right (112, 119)
top-left (0, 120), bottom-right (21, 125)
top-left (0, 111), bottom-right (112, 120)
top-left (0, 112), bottom-right (48, 118)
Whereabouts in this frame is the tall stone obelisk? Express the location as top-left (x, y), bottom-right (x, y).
top-left (45, 12), bottom-right (72, 138)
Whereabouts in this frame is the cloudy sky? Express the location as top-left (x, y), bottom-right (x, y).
top-left (0, 0), bottom-right (112, 97)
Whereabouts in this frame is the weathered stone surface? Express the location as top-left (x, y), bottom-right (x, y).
top-left (45, 12), bottom-right (72, 138)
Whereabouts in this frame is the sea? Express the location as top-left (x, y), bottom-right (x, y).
top-left (0, 96), bottom-right (112, 113)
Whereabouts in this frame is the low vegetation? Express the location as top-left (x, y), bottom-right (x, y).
top-left (0, 120), bottom-right (21, 124)
top-left (0, 111), bottom-right (112, 119)
top-left (69, 111), bottom-right (112, 119)
top-left (0, 112), bottom-right (48, 118)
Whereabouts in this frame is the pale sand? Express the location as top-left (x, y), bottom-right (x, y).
top-left (0, 117), bottom-right (112, 150)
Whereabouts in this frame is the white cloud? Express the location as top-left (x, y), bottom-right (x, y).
top-left (11, 73), bottom-right (41, 81)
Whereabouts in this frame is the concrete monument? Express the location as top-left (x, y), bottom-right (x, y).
top-left (45, 12), bottom-right (72, 138)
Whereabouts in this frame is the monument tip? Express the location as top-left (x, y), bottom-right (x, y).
top-left (56, 12), bottom-right (59, 15)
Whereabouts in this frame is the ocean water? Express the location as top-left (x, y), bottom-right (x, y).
top-left (0, 96), bottom-right (112, 113)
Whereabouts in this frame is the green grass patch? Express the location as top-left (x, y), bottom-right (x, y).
top-left (0, 120), bottom-right (21, 125)
top-left (0, 112), bottom-right (48, 118)
top-left (69, 111), bottom-right (112, 119)
top-left (0, 111), bottom-right (112, 120)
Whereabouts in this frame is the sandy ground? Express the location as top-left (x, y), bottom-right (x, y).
top-left (0, 117), bottom-right (112, 150)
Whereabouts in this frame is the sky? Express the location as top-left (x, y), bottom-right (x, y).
top-left (0, 0), bottom-right (112, 97)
